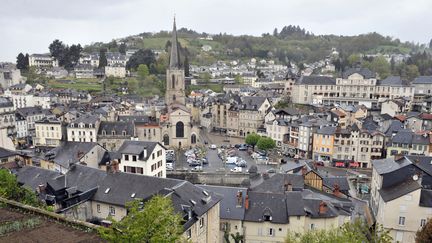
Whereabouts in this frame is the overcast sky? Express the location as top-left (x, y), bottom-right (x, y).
top-left (1, 0), bottom-right (431, 62)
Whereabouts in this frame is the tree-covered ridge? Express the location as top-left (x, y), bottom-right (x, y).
top-left (84, 25), bottom-right (426, 65)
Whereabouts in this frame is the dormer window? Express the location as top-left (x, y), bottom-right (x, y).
top-left (71, 123), bottom-right (74, 128)
top-left (89, 124), bottom-right (92, 128)
top-left (102, 130), bottom-right (106, 135)
top-left (122, 130), bottom-right (127, 136)
top-left (112, 130), bottom-right (116, 135)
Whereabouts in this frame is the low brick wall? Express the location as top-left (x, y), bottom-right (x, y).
top-left (0, 197), bottom-right (99, 230)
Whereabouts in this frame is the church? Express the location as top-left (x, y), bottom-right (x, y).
top-left (159, 19), bottom-right (199, 149)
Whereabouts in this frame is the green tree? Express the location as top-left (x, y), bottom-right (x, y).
top-left (118, 43), bottom-right (127, 55)
top-left (98, 195), bottom-right (183, 243)
top-left (256, 137), bottom-right (276, 151)
top-left (16, 53), bottom-right (28, 70)
top-left (126, 49), bottom-right (156, 71)
top-left (200, 72), bottom-right (212, 84)
top-left (234, 74), bottom-right (243, 84)
top-left (363, 56), bottom-right (391, 79)
top-left (231, 232), bottom-right (244, 243)
top-left (137, 64), bottom-right (150, 80)
top-left (245, 133), bottom-right (260, 150)
top-left (347, 53), bottom-right (361, 66)
top-left (0, 169), bottom-right (40, 207)
top-left (49, 39), bottom-right (66, 61)
top-left (99, 48), bottom-right (108, 68)
top-left (184, 55), bottom-right (190, 77)
top-left (416, 218), bottom-right (432, 243)
top-left (68, 44), bottom-right (83, 66)
top-left (286, 219), bottom-right (392, 243)
top-left (405, 64), bottom-right (420, 81)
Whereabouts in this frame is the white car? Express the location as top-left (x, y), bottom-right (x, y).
top-left (193, 166), bottom-right (203, 171)
top-left (230, 167), bottom-right (242, 173)
top-left (210, 144), bottom-right (217, 149)
top-left (166, 163), bottom-right (174, 171)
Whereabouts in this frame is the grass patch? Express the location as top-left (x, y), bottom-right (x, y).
top-left (188, 84), bottom-right (223, 93)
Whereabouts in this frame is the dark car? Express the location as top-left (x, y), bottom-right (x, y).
top-left (238, 145), bottom-right (248, 151)
top-left (234, 144), bottom-right (241, 148)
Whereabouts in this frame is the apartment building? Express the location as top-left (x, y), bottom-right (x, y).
top-left (117, 140), bottom-right (166, 178)
top-left (34, 117), bottom-right (64, 147)
top-left (238, 97), bottom-right (271, 136)
top-left (313, 126), bottom-right (336, 164)
top-left (29, 54), bottom-right (58, 68)
top-left (386, 130), bottom-right (430, 157)
top-left (97, 121), bottom-right (134, 151)
top-left (67, 115), bottom-right (100, 142)
top-left (371, 156), bottom-right (432, 243)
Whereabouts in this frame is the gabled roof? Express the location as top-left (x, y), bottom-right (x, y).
top-left (98, 121), bottom-right (134, 136)
top-left (251, 174), bottom-right (304, 193)
top-left (0, 147), bottom-right (17, 159)
top-left (378, 76), bottom-right (410, 86)
top-left (239, 96), bottom-right (268, 110)
top-left (117, 140), bottom-right (161, 161)
top-left (16, 166), bottom-right (60, 190)
top-left (45, 142), bottom-right (102, 169)
top-left (316, 126), bottom-right (337, 135)
top-left (323, 177), bottom-right (350, 192)
top-left (342, 67), bottom-right (375, 79)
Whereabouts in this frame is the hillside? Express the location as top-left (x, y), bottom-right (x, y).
top-left (83, 26), bottom-right (424, 66)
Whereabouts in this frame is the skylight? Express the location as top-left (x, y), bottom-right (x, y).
top-left (104, 188), bottom-right (111, 194)
top-left (131, 193), bottom-right (136, 198)
top-left (190, 199), bottom-right (196, 205)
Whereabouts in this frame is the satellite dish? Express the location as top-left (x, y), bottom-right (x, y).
top-left (413, 174), bottom-right (419, 181)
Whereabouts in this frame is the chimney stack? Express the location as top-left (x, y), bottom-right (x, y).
top-left (319, 201), bottom-right (328, 215)
top-left (333, 184), bottom-right (341, 197)
top-left (394, 153), bottom-right (404, 161)
top-left (245, 195), bottom-right (249, 210)
top-left (301, 166), bottom-right (307, 177)
top-left (236, 191), bottom-right (243, 207)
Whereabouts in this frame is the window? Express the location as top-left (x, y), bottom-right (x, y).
top-left (152, 154), bottom-right (155, 160)
top-left (97, 204), bottom-right (101, 213)
top-left (163, 134), bottom-right (169, 145)
top-left (399, 216), bottom-right (405, 226)
top-left (125, 155), bottom-right (129, 161)
top-left (110, 206), bottom-right (116, 215)
top-left (191, 134), bottom-right (197, 144)
top-left (268, 228), bottom-right (275, 236)
top-left (310, 224), bottom-right (315, 230)
top-left (186, 229), bottom-right (191, 239)
top-left (171, 75), bottom-right (175, 89)
top-left (199, 217), bottom-right (204, 228)
top-left (132, 155), bottom-right (137, 161)
top-left (421, 219), bottom-right (427, 227)
top-left (176, 122), bottom-right (184, 138)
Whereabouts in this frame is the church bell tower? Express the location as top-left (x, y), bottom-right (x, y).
top-left (165, 18), bottom-right (186, 106)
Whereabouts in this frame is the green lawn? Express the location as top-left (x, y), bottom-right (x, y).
top-left (48, 78), bottom-right (102, 92)
top-left (188, 84), bottom-right (223, 93)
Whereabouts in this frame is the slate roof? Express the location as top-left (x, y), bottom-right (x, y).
top-left (169, 18), bottom-right (181, 69)
top-left (240, 96), bottom-right (268, 110)
top-left (16, 166), bottom-right (60, 190)
top-left (16, 107), bottom-right (44, 118)
top-left (391, 130), bottom-right (430, 145)
top-left (323, 177), bottom-right (350, 192)
top-left (378, 76), bottom-right (410, 86)
top-left (244, 191), bottom-right (296, 223)
top-left (70, 115), bottom-right (99, 126)
top-left (251, 174), bottom-right (304, 193)
top-left (281, 160), bottom-right (307, 173)
top-left (45, 142), bottom-right (101, 169)
top-left (296, 76), bottom-right (336, 85)
top-left (406, 155), bottom-right (432, 176)
top-left (379, 178), bottom-right (421, 202)
top-left (420, 189), bottom-right (432, 207)
top-left (198, 185), bottom-right (247, 220)
top-left (372, 157), bottom-right (412, 175)
top-left (0, 147), bottom-right (17, 159)
top-left (98, 121), bottom-right (134, 136)
top-left (47, 164), bottom-right (107, 192)
top-left (117, 140), bottom-right (161, 161)
top-left (316, 126), bottom-right (337, 135)
top-left (413, 76), bottom-right (432, 84)
top-left (384, 120), bottom-right (405, 137)
top-left (0, 97), bottom-right (13, 108)
top-left (342, 67), bottom-right (375, 79)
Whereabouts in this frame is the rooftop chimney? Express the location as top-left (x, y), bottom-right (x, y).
top-left (245, 195), bottom-right (249, 210)
top-left (333, 184), bottom-right (341, 197)
top-left (284, 182), bottom-right (293, 192)
top-left (236, 191), bottom-right (243, 207)
top-left (301, 166), bottom-right (308, 177)
top-left (319, 201), bottom-right (328, 215)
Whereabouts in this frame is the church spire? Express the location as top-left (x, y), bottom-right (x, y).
top-left (169, 17), bottom-right (181, 69)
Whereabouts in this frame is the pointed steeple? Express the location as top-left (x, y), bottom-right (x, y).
top-left (169, 17), bottom-right (181, 69)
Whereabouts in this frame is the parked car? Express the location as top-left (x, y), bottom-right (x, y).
top-left (226, 156), bottom-right (238, 164)
top-left (236, 159), bottom-right (247, 167)
top-left (210, 144), bottom-right (217, 149)
top-left (166, 163), bottom-right (174, 171)
top-left (238, 145), bottom-right (248, 151)
top-left (234, 144), bottom-right (241, 148)
top-left (266, 168), bottom-right (276, 173)
top-left (193, 166), bottom-right (203, 171)
top-left (230, 167), bottom-right (243, 173)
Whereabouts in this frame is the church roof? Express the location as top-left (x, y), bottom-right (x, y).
top-left (169, 18), bottom-right (181, 69)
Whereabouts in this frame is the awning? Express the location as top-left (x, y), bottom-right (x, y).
top-left (350, 162), bottom-right (360, 167)
top-left (335, 162), bottom-right (345, 167)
